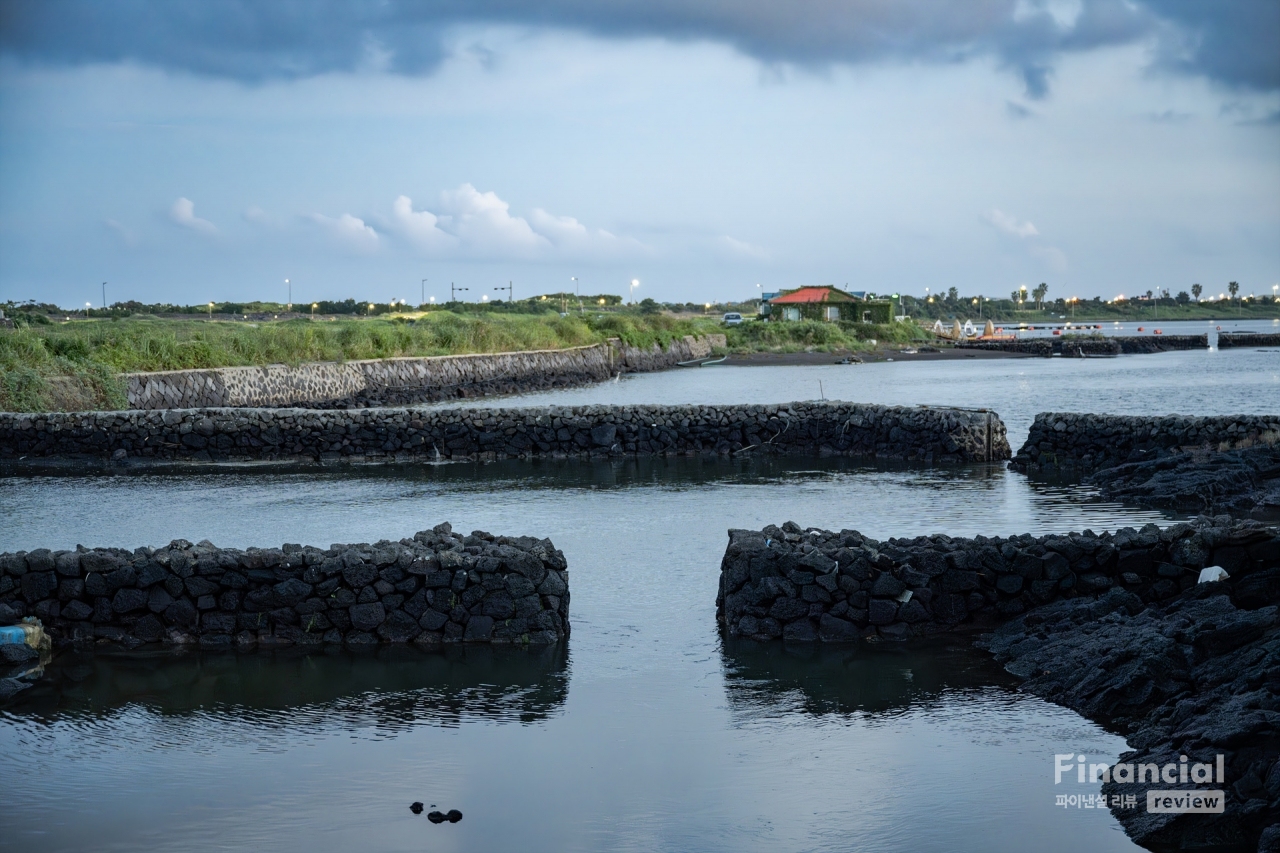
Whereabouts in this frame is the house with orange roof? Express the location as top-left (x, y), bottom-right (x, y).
top-left (763, 285), bottom-right (892, 323)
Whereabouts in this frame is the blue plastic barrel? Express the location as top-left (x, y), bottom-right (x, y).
top-left (0, 625), bottom-right (31, 646)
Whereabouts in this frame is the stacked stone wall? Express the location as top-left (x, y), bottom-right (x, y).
top-left (121, 335), bottom-right (728, 411)
top-left (1116, 334), bottom-right (1208, 353)
top-left (1217, 333), bottom-right (1280, 349)
top-left (0, 401), bottom-right (1010, 466)
top-left (0, 523), bottom-right (569, 649)
top-left (1010, 412), bottom-right (1280, 472)
top-left (716, 518), bottom-right (1278, 642)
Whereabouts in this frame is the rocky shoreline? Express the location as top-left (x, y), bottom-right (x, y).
top-left (0, 522), bottom-right (571, 700)
top-left (979, 561), bottom-right (1279, 851)
top-left (1087, 444), bottom-right (1280, 516)
top-left (1010, 412), bottom-right (1280, 516)
top-left (717, 517), bottom-right (1280, 851)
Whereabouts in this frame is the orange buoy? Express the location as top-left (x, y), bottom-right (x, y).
top-left (1154, 329), bottom-right (1162, 334)
top-left (1137, 326), bottom-right (1144, 331)
top-left (1052, 329), bottom-right (1061, 335)
top-left (1216, 326), bottom-right (1221, 330)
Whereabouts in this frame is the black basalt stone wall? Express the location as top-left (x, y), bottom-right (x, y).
top-left (1116, 334), bottom-right (1208, 353)
top-left (0, 402), bottom-right (1011, 466)
top-left (1010, 412), bottom-right (1280, 473)
top-left (0, 523), bottom-right (570, 649)
top-left (1217, 333), bottom-right (1280, 349)
top-left (716, 518), bottom-right (1279, 642)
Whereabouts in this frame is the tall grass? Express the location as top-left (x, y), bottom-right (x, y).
top-left (0, 312), bottom-right (718, 411)
top-left (0, 311), bottom-right (919, 411)
top-left (724, 319), bottom-right (927, 352)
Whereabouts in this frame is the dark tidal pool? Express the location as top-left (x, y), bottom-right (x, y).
top-left (0, 457), bottom-right (1178, 852)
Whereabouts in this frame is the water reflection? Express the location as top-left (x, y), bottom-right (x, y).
top-left (5, 644), bottom-right (569, 732)
top-left (721, 636), bottom-right (1019, 721)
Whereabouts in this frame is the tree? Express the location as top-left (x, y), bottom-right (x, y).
top-left (1176, 291), bottom-right (1190, 304)
top-left (1032, 282), bottom-right (1048, 310)
top-left (1228, 281), bottom-right (1239, 303)
top-left (947, 286), bottom-right (959, 302)
top-left (1011, 290), bottom-right (1020, 302)
top-left (1191, 283), bottom-right (1202, 302)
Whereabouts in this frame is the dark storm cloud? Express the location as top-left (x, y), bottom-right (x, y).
top-left (1, 0), bottom-right (1275, 93)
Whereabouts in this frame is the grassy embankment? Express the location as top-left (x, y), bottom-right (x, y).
top-left (0, 310), bottom-right (917, 411)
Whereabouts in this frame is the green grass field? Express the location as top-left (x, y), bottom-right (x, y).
top-left (0, 309), bottom-right (922, 411)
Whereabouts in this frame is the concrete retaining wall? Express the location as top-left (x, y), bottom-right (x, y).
top-left (0, 402), bottom-right (1010, 466)
top-left (716, 518), bottom-right (1278, 642)
top-left (1009, 412), bottom-right (1280, 472)
top-left (0, 523), bottom-right (570, 649)
top-left (123, 335), bottom-right (726, 410)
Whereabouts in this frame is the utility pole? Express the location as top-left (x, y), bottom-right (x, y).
top-left (451, 282), bottom-right (469, 302)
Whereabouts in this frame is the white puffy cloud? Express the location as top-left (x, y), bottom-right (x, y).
top-left (437, 183), bottom-right (547, 254)
top-left (390, 195), bottom-right (456, 249)
top-left (169, 197), bottom-right (216, 234)
top-left (720, 235), bottom-right (769, 260)
top-left (388, 184), bottom-right (644, 259)
top-left (985, 208), bottom-right (1039, 238)
top-left (309, 212), bottom-right (380, 252)
top-left (103, 218), bottom-right (138, 246)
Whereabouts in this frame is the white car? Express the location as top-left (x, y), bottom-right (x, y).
top-left (722, 312), bottom-right (743, 326)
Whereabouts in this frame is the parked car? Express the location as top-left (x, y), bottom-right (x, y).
top-left (722, 312), bottom-right (743, 326)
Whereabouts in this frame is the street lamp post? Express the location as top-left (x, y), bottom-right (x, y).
top-left (102, 282), bottom-right (107, 309)
top-left (85, 301), bottom-right (91, 319)
top-left (421, 278), bottom-right (427, 306)
top-left (630, 279), bottom-right (639, 304)
top-left (451, 283), bottom-right (468, 302)
top-left (285, 278), bottom-right (291, 312)
top-left (311, 302), bottom-right (318, 318)
top-left (208, 301), bottom-right (214, 320)
top-left (494, 281), bottom-right (513, 302)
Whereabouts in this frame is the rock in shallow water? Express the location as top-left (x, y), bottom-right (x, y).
top-left (977, 578), bottom-right (1280, 851)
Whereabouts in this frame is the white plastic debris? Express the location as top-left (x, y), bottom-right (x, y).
top-left (896, 590), bottom-right (913, 604)
top-left (1197, 566), bottom-right (1230, 584)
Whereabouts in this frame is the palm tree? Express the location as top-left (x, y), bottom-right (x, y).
top-left (1228, 281), bottom-right (1239, 303)
top-left (1032, 282), bottom-right (1048, 310)
top-left (1191, 283), bottom-right (1202, 302)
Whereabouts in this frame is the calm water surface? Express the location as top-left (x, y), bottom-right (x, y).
top-left (2, 458), bottom-right (1176, 853)
top-left (5, 347), bottom-right (1277, 852)
top-left (456, 332), bottom-right (1280, 446)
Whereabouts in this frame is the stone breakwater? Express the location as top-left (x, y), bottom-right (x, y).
top-left (1116, 334), bottom-right (1208, 353)
top-left (1009, 412), bottom-right (1280, 473)
top-left (715, 519), bottom-right (1274, 643)
top-left (0, 523), bottom-right (570, 652)
top-left (1218, 333), bottom-right (1280, 349)
top-left (123, 335), bottom-right (726, 410)
top-left (955, 335), bottom-right (1206, 357)
top-left (717, 518), bottom-right (1280, 850)
top-left (978, 521), bottom-right (1280, 852)
top-left (0, 402), bottom-right (1011, 466)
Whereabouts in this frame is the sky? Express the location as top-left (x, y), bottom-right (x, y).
top-left (0, 0), bottom-right (1277, 308)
